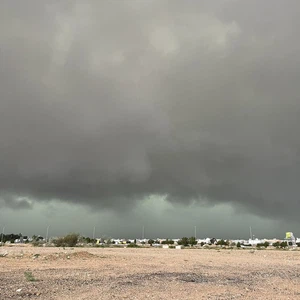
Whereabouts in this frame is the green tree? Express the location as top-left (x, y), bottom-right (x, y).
top-left (216, 239), bottom-right (229, 246)
top-left (188, 237), bottom-right (197, 246)
top-left (148, 239), bottom-right (154, 245)
top-left (178, 237), bottom-right (189, 246)
top-left (161, 239), bottom-right (174, 245)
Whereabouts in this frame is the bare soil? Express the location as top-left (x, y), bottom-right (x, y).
top-left (1, 245), bottom-right (300, 299)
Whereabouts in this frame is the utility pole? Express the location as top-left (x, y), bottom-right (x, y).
top-left (1, 226), bottom-right (5, 245)
top-left (46, 225), bottom-right (50, 243)
top-left (93, 226), bottom-right (96, 240)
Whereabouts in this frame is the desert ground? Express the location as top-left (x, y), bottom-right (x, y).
top-left (1, 245), bottom-right (300, 299)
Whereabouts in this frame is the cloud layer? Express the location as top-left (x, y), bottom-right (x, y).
top-left (1, 1), bottom-right (300, 220)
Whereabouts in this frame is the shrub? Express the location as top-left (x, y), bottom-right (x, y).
top-left (178, 237), bottom-right (189, 246)
top-left (161, 239), bottom-right (174, 245)
top-left (217, 239), bottom-right (229, 246)
top-left (53, 233), bottom-right (79, 247)
top-left (24, 271), bottom-right (37, 282)
top-left (127, 243), bottom-right (139, 248)
top-left (32, 240), bottom-right (43, 247)
top-left (280, 241), bottom-right (288, 248)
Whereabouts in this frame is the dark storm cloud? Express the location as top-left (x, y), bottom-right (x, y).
top-left (1, 0), bottom-right (300, 219)
top-left (0, 194), bottom-right (33, 210)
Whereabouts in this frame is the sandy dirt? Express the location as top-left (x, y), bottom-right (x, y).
top-left (1, 245), bottom-right (300, 299)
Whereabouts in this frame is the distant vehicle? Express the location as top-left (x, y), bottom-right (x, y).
top-left (241, 244), bottom-right (251, 248)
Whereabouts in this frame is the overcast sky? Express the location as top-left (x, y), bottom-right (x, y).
top-left (1, 0), bottom-right (300, 239)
